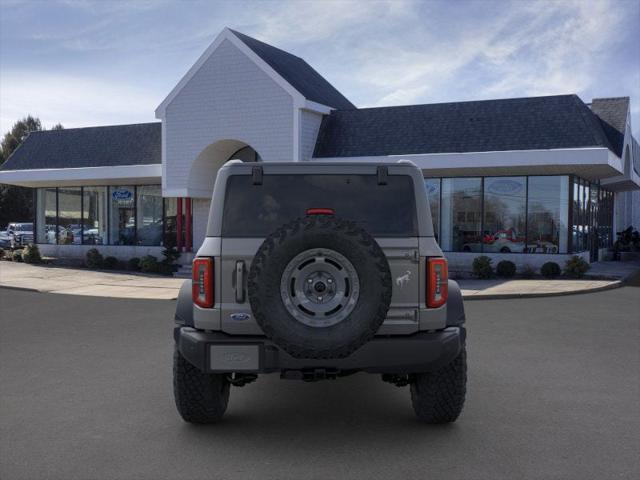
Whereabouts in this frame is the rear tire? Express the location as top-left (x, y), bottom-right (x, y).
top-left (173, 345), bottom-right (230, 424)
top-left (410, 344), bottom-right (467, 423)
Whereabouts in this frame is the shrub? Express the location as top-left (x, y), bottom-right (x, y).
top-left (158, 262), bottom-right (174, 276)
top-left (22, 244), bottom-right (42, 264)
top-left (540, 261), bottom-right (561, 278)
top-left (564, 255), bottom-right (590, 278)
top-left (472, 256), bottom-right (493, 279)
top-left (161, 246), bottom-right (180, 266)
top-left (85, 248), bottom-right (103, 269)
top-left (127, 257), bottom-right (141, 271)
top-left (103, 256), bottom-right (118, 270)
top-left (496, 260), bottom-right (516, 278)
top-left (12, 250), bottom-right (23, 262)
top-left (0, 248), bottom-right (5, 260)
top-left (140, 255), bottom-right (159, 273)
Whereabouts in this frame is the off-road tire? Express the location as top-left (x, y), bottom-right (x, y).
top-left (410, 344), bottom-right (467, 423)
top-left (248, 215), bottom-right (392, 359)
top-left (173, 345), bottom-right (230, 424)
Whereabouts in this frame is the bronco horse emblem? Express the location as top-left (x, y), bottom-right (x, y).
top-left (396, 270), bottom-right (412, 288)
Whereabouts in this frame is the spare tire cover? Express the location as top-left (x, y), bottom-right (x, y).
top-left (248, 215), bottom-right (392, 359)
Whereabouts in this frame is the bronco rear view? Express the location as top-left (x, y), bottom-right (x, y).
top-left (173, 161), bottom-right (467, 424)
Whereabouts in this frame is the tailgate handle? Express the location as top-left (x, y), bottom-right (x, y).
top-left (235, 261), bottom-right (245, 303)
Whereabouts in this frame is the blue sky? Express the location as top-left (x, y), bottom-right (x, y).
top-left (1, 0), bottom-right (639, 137)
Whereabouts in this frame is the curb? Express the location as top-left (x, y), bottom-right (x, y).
top-left (461, 280), bottom-right (623, 301)
top-left (0, 285), bottom-right (40, 293)
top-left (0, 284), bottom-right (177, 300)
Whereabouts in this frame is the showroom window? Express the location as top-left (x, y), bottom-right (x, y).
top-left (82, 187), bottom-right (107, 245)
top-left (57, 188), bottom-right (82, 245)
top-left (424, 178), bottom-right (441, 240)
top-left (36, 188), bottom-right (57, 244)
top-left (136, 185), bottom-right (163, 246)
top-left (525, 176), bottom-right (569, 254)
top-left (163, 197), bottom-right (177, 247)
top-left (109, 186), bottom-right (136, 245)
top-left (34, 185), bottom-right (170, 247)
top-left (440, 178), bottom-right (482, 252)
top-left (483, 177), bottom-right (526, 253)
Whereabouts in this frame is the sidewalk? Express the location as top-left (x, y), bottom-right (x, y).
top-left (0, 262), bottom-right (183, 300)
top-left (458, 260), bottom-right (640, 300)
top-left (1, 260), bottom-right (638, 301)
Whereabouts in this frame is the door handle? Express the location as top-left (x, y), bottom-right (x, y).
top-left (235, 261), bottom-right (245, 303)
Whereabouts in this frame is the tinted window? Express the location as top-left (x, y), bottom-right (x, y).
top-left (222, 174), bottom-right (417, 237)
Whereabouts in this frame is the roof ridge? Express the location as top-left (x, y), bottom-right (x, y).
top-left (344, 94), bottom-right (578, 112)
top-left (228, 29), bottom-right (304, 61)
top-left (28, 121), bottom-right (160, 134)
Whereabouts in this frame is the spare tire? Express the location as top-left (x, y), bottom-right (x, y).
top-left (248, 215), bottom-right (392, 359)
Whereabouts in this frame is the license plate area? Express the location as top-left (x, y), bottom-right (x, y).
top-left (209, 344), bottom-right (260, 372)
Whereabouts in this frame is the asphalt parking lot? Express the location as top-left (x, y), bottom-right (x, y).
top-left (1, 284), bottom-right (639, 480)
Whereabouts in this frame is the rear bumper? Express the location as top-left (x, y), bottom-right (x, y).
top-left (174, 326), bottom-right (465, 375)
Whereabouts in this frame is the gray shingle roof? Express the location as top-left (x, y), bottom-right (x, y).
top-left (1, 122), bottom-right (161, 171)
top-left (230, 29), bottom-right (355, 110)
top-left (313, 94), bottom-right (616, 158)
top-left (589, 97), bottom-right (629, 157)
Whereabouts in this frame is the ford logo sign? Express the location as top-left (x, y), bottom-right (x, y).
top-left (111, 189), bottom-right (133, 201)
top-left (487, 179), bottom-right (523, 195)
top-left (230, 313), bottom-right (251, 321)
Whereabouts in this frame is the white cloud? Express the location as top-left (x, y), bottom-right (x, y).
top-left (0, 72), bottom-right (160, 132)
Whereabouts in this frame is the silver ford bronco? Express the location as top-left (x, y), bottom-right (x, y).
top-left (173, 161), bottom-right (467, 424)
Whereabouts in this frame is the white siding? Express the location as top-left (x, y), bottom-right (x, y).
top-left (163, 39), bottom-right (294, 195)
top-left (300, 110), bottom-right (324, 161)
top-left (192, 198), bottom-right (211, 250)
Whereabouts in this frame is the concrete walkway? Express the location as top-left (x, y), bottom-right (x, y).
top-left (0, 262), bottom-right (183, 300)
top-left (1, 260), bottom-right (638, 301)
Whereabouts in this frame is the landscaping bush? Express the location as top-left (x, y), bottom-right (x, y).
top-left (496, 260), bottom-right (516, 278)
top-left (158, 262), bottom-right (174, 276)
top-left (564, 255), bottom-right (590, 278)
top-left (85, 248), bottom-right (104, 269)
top-left (12, 250), bottom-right (23, 262)
top-left (540, 261), bottom-right (561, 278)
top-left (103, 256), bottom-right (118, 270)
top-left (140, 255), bottom-right (159, 273)
top-left (472, 256), bottom-right (493, 279)
top-left (22, 244), bottom-right (42, 264)
top-left (127, 257), bottom-right (141, 271)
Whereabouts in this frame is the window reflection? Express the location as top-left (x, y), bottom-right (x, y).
top-left (109, 186), bottom-right (136, 245)
top-left (57, 188), bottom-right (82, 245)
top-left (483, 177), bottom-right (526, 253)
top-left (441, 178), bottom-right (482, 252)
top-left (82, 187), bottom-right (107, 245)
top-left (36, 188), bottom-right (57, 244)
top-left (526, 176), bottom-right (569, 254)
top-left (137, 185), bottom-right (163, 246)
top-left (424, 178), bottom-right (440, 241)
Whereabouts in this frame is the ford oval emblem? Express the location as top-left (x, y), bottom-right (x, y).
top-left (230, 313), bottom-right (251, 321)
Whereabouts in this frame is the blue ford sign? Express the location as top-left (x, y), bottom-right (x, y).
top-left (111, 189), bottom-right (133, 201)
top-left (487, 179), bottom-right (523, 195)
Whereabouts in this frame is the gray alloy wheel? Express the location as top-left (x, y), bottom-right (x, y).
top-left (280, 248), bottom-right (360, 328)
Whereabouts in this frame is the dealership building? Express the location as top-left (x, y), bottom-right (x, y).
top-left (1, 28), bottom-right (638, 271)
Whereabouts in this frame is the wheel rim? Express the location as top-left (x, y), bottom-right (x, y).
top-left (280, 248), bottom-right (360, 327)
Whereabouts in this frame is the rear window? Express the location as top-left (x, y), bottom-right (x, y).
top-left (222, 174), bottom-right (417, 237)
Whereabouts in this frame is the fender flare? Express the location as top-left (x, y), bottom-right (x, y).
top-left (174, 280), bottom-right (194, 327)
top-left (446, 280), bottom-right (466, 326)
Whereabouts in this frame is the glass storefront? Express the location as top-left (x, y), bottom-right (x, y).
top-left (36, 188), bottom-right (57, 244)
top-left (57, 187), bottom-right (82, 245)
top-left (440, 178), bottom-right (482, 252)
top-left (483, 177), bottom-right (526, 253)
top-left (425, 175), bottom-right (610, 254)
top-left (35, 185), bottom-right (170, 247)
top-left (82, 187), bottom-right (107, 245)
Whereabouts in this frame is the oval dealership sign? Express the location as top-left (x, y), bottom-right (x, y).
top-left (112, 189), bottom-right (133, 201)
top-left (487, 179), bottom-right (523, 195)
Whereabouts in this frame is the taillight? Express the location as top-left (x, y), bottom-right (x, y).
top-left (427, 257), bottom-right (448, 308)
top-left (192, 257), bottom-right (214, 308)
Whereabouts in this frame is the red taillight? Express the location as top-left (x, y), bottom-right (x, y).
top-left (306, 208), bottom-right (335, 215)
top-left (192, 257), bottom-right (214, 308)
top-left (427, 257), bottom-right (448, 308)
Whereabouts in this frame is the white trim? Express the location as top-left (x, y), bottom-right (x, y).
top-left (302, 100), bottom-right (333, 114)
top-left (293, 106), bottom-right (301, 161)
top-left (155, 28), bottom-right (306, 118)
top-left (314, 147), bottom-right (621, 169)
top-left (0, 164), bottom-right (161, 187)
